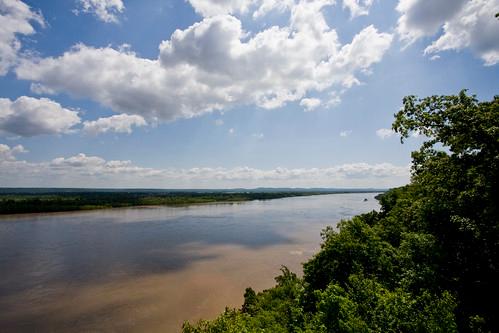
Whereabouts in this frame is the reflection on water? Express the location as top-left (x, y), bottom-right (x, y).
top-left (0, 193), bottom-right (380, 332)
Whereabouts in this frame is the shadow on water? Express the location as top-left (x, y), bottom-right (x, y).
top-left (0, 194), bottom-right (381, 332)
top-left (0, 206), bottom-right (296, 299)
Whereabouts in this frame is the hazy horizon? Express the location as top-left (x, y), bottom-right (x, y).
top-left (0, 186), bottom-right (387, 190)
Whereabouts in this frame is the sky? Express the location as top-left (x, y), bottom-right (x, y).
top-left (0, 0), bottom-right (498, 189)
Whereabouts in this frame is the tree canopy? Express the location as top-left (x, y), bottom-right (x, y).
top-left (182, 91), bottom-right (499, 333)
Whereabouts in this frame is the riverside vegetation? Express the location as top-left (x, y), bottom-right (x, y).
top-left (182, 91), bottom-right (499, 332)
top-left (0, 190), bottom-right (373, 214)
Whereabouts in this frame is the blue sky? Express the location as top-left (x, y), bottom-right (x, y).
top-left (0, 0), bottom-right (498, 188)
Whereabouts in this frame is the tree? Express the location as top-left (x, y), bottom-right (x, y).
top-left (183, 91), bottom-right (498, 332)
top-left (392, 90), bottom-right (499, 330)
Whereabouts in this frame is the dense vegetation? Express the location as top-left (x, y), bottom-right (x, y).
top-left (0, 190), bottom-right (367, 214)
top-left (182, 91), bottom-right (499, 332)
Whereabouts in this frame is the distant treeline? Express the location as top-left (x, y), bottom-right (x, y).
top-left (0, 187), bottom-right (385, 194)
top-left (0, 191), bottom-right (359, 214)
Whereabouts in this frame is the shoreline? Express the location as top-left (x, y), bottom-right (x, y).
top-left (0, 191), bottom-right (381, 217)
top-left (0, 198), bottom-right (255, 219)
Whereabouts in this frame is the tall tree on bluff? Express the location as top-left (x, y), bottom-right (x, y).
top-left (392, 91), bottom-right (499, 330)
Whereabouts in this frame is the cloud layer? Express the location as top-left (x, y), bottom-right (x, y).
top-left (0, 143), bottom-right (26, 160)
top-left (76, 0), bottom-right (125, 23)
top-left (16, 2), bottom-right (392, 122)
top-left (0, 143), bottom-right (409, 188)
top-left (397, 0), bottom-right (499, 65)
top-left (83, 114), bottom-right (147, 135)
top-left (187, 0), bottom-right (374, 19)
top-left (342, 0), bottom-right (373, 18)
top-left (0, 0), bottom-right (44, 75)
top-left (0, 96), bottom-right (80, 136)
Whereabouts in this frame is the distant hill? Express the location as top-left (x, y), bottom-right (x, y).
top-left (0, 187), bottom-right (387, 195)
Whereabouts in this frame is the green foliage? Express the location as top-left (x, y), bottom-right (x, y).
top-left (183, 267), bottom-right (306, 333)
top-left (182, 91), bottom-right (498, 333)
top-left (303, 215), bottom-right (399, 291)
top-left (312, 275), bottom-right (456, 333)
top-left (0, 191), bottom-right (331, 214)
top-left (392, 91), bottom-right (499, 330)
top-left (242, 288), bottom-right (258, 315)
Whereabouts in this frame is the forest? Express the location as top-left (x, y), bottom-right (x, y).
top-left (0, 190), bottom-right (351, 214)
top-left (182, 91), bottom-right (499, 332)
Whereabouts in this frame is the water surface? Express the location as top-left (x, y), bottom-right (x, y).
top-left (0, 193), bottom-right (380, 332)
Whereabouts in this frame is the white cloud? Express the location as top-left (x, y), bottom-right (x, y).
top-left (336, 24), bottom-right (392, 70)
top-left (376, 128), bottom-right (395, 139)
top-left (0, 147), bottom-right (410, 188)
top-left (396, 0), bottom-right (499, 65)
top-left (251, 132), bottom-right (264, 139)
top-left (187, 0), bottom-right (374, 19)
top-left (16, 3), bottom-right (392, 122)
top-left (396, 0), bottom-right (467, 43)
top-left (0, 143), bottom-right (26, 160)
top-left (326, 91), bottom-right (342, 108)
top-left (0, 96), bottom-right (80, 137)
top-left (228, 128), bottom-right (235, 135)
top-left (300, 97), bottom-right (321, 112)
top-left (0, 0), bottom-right (44, 75)
top-left (340, 130), bottom-right (352, 137)
top-left (342, 0), bottom-right (373, 18)
top-left (187, 0), bottom-right (254, 17)
top-left (51, 153), bottom-right (107, 169)
top-left (424, 0), bottom-right (499, 66)
top-left (83, 114), bottom-right (147, 135)
top-left (214, 119), bottom-right (224, 126)
top-left (76, 0), bottom-right (125, 23)
top-left (251, 0), bottom-right (295, 19)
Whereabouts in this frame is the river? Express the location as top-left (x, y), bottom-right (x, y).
top-left (0, 193), bottom-right (380, 332)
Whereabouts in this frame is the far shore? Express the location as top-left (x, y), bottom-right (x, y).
top-left (0, 198), bottom-right (265, 219)
top-left (0, 190), bottom-right (383, 216)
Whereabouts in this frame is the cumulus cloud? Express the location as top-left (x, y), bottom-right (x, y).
top-left (396, 0), bottom-right (467, 43)
top-left (251, 0), bottom-right (295, 19)
top-left (376, 128), bottom-right (395, 139)
top-left (0, 96), bottom-right (80, 137)
top-left (0, 0), bottom-right (44, 75)
top-left (83, 114), bottom-right (147, 135)
top-left (187, 0), bottom-right (255, 17)
top-left (0, 147), bottom-right (410, 188)
top-left (0, 143), bottom-right (26, 160)
top-left (340, 130), bottom-right (352, 137)
top-left (75, 0), bottom-right (125, 23)
top-left (424, 0), bottom-right (499, 66)
top-left (396, 0), bottom-right (499, 65)
top-left (342, 0), bottom-right (373, 18)
top-left (0, 149), bottom-right (163, 188)
top-left (326, 91), bottom-right (342, 107)
top-left (300, 98), bottom-right (321, 112)
top-left (187, 0), bottom-right (374, 19)
top-left (16, 2), bottom-right (392, 122)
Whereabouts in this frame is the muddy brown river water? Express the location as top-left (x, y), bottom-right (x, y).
top-left (0, 193), bottom-right (380, 332)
